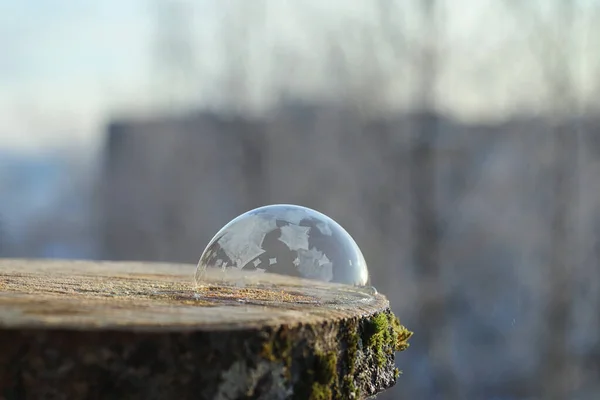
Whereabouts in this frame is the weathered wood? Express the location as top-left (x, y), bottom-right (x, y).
top-left (0, 259), bottom-right (412, 400)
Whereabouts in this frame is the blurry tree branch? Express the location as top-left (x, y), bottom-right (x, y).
top-left (219, 0), bottom-right (267, 114)
top-left (408, 0), bottom-right (459, 398)
top-left (503, 1), bottom-right (581, 398)
top-left (376, 0), bottom-right (407, 59)
top-left (152, 0), bottom-right (198, 110)
top-left (502, 0), bottom-right (580, 113)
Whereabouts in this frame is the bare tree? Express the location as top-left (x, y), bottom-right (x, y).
top-left (0, 218), bottom-right (5, 257)
top-left (547, 110), bottom-right (578, 400)
top-left (503, 1), bottom-right (581, 397)
top-left (534, 4), bottom-right (578, 400)
top-left (374, 0), bottom-right (409, 254)
top-left (408, 1), bottom-right (463, 398)
top-left (152, 0), bottom-right (198, 110)
top-left (218, 0), bottom-right (267, 115)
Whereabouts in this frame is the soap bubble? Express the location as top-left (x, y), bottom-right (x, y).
top-left (195, 204), bottom-right (369, 287)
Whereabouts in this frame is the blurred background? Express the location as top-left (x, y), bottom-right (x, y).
top-left (1, 0), bottom-right (600, 398)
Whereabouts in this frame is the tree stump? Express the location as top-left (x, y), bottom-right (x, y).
top-left (0, 259), bottom-right (412, 400)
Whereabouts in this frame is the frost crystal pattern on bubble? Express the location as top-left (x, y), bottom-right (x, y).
top-left (296, 248), bottom-right (333, 282)
top-left (217, 215), bottom-right (277, 269)
top-left (196, 204), bottom-right (369, 286)
top-left (278, 225), bottom-right (310, 251)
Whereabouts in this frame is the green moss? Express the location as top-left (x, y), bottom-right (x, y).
top-left (370, 313), bottom-right (390, 337)
top-left (310, 383), bottom-right (333, 400)
top-left (261, 311), bottom-right (412, 399)
top-left (337, 312), bottom-right (413, 397)
top-left (309, 351), bottom-right (338, 400)
top-left (346, 327), bottom-right (359, 375)
top-left (260, 328), bottom-right (293, 378)
top-left (315, 351), bottom-right (337, 384)
top-left (340, 323), bottom-right (360, 398)
top-left (390, 314), bottom-right (413, 352)
top-left (363, 312), bottom-right (413, 366)
top-left (342, 375), bottom-right (357, 399)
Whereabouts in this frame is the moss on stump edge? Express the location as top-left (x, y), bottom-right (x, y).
top-left (260, 310), bottom-right (413, 400)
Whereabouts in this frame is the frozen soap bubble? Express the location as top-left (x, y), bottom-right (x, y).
top-left (195, 204), bottom-right (369, 287)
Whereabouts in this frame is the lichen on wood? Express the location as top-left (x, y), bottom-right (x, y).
top-left (0, 259), bottom-right (411, 399)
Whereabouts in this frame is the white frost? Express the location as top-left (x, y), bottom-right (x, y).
top-left (278, 208), bottom-right (333, 236)
top-left (315, 221), bottom-right (332, 236)
top-left (278, 224), bottom-right (310, 251)
top-left (296, 247), bottom-right (333, 282)
top-left (217, 215), bottom-right (277, 269)
top-left (278, 208), bottom-right (310, 225)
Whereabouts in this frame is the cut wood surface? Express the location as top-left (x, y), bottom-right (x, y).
top-left (0, 259), bottom-right (411, 400)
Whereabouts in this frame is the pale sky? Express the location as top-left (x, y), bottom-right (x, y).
top-left (1, 0), bottom-right (599, 154)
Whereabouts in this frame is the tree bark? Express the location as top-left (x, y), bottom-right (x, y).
top-left (410, 0), bottom-right (459, 398)
top-left (543, 127), bottom-right (577, 399)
